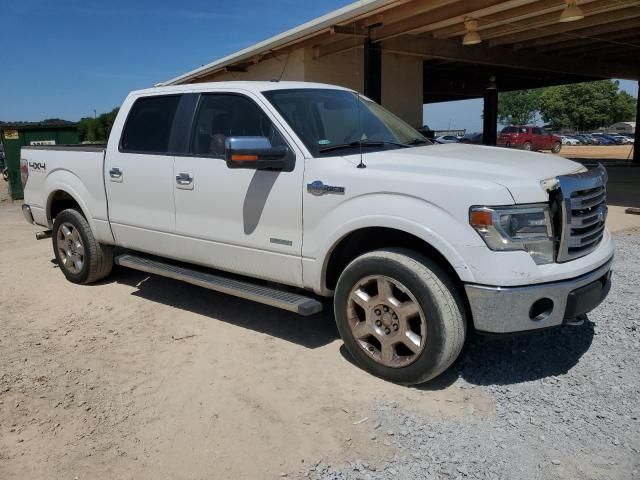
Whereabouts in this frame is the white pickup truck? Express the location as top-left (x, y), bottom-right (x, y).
top-left (21, 81), bottom-right (613, 384)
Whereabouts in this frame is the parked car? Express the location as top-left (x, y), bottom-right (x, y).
top-left (610, 135), bottom-right (632, 145)
top-left (591, 133), bottom-right (617, 145)
top-left (458, 132), bottom-right (483, 144)
top-left (561, 135), bottom-right (580, 146)
top-left (498, 126), bottom-right (562, 153)
top-left (434, 135), bottom-right (459, 144)
top-left (20, 81), bottom-right (613, 385)
top-left (579, 134), bottom-right (600, 145)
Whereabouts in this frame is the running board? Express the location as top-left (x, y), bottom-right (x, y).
top-left (114, 254), bottom-right (323, 316)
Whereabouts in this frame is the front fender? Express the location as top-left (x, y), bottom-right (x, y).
top-left (302, 193), bottom-right (484, 294)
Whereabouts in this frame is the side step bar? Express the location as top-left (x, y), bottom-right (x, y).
top-left (114, 254), bottom-right (323, 316)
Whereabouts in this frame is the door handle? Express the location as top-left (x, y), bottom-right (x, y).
top-left (109, 167), bottom-right (123, 182)
top-left (176, 172), bottom-right (194, 190)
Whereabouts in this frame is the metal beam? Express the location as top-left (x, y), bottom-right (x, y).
top-left (489, 6), bottom-right (640, 47)
top-left (534, 27), bottom-right (640, 52)
top-left (370, 0), bottom-right (525, 42)
top-left (431, 0), bottom-right (573, 38)
top-left (483, 87), bottom-right (498, 146)
top-left (382, 36), bottom-right (640, 80)
top-left (330, 25), bottom-right (368, 36)
top-left (364, 38), bottom-right (382, 103)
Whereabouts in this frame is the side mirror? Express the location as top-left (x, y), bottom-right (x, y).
top-left (225, 136), bottom-right (289, 171)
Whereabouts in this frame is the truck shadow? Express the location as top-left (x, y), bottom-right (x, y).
top-left (416, 321), bottom-right (595, 390)
top-left (111, 267), bottom-right (339, 349)
top-left (96, 265), bottom-right (595, 385)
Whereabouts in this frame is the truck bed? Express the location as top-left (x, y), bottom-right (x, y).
top-left (21, 144), bottom-right (112, 243)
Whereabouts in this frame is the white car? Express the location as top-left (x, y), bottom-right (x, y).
top-left (561, 135), bottom-right (580, 145)
top-left (20, 81), bottom-right (613, 385)
top-left (435, 135), bottom-right (459, 144)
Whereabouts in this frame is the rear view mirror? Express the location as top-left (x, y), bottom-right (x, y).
top-left (225, 136), bottom-right (289, 171)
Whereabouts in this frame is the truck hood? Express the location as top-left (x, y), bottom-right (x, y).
top-left (352, 143), bottom-right (584, 203)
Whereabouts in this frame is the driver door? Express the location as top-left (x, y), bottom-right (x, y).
top-left (171, 91), bottom-right (305, 287)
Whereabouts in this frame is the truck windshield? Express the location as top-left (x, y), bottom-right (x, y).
top-left (262, 88), bottom-right (430, 157)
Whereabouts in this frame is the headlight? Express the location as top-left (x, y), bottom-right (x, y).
top-left (470, 205), bottom-right (554, 265)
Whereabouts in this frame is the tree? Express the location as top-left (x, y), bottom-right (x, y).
top-left (77, 108), bottom-right (119, 142)
top-left (498, 89), bottom-right (542, 125)
top-left (539, 80), bottom-right (636, 131)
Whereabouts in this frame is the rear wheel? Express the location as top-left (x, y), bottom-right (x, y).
top-left (551, 142), bottom-right (561, 154)
top-left (522, 141), bottom-right (533, 151)
top-left (334, 249), bottom-right (466, 385)
top-left (52, 209), bottom-right (113, 284)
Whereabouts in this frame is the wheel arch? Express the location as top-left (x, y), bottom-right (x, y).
top-left (47, 189), bottom-right (84, 225)
top-left (323, 226), bottom-right (468, 294)
top-left (45, 187), bottom-right (108, 243)
top-left (324, 226), bottom-right (475, 336)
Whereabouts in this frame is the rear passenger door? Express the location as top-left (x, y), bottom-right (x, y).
top-left (105, 94), bottom-right (187, 255)
top-left (171, 91), bottom-right (305, 287)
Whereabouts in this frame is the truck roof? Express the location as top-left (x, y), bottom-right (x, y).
top-left (131, 81), bottom-right (353, 97)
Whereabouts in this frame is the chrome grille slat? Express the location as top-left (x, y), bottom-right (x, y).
top-left (570, 191), bottom-right (606, 209)
top-left (555, 165), bottom-right (608, 263)
top-left (571, 211), bottom-right (602, 228)
top-left (568, 224), bottom-right (605, 247)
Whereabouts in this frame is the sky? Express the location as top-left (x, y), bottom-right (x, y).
top-left (1, 0), bottom-right (637, 132)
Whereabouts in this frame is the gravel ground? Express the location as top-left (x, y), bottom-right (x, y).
top-left (308, 229), bottom-right (640, 480)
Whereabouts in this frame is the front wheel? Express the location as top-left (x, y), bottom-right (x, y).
top-left (52, 208), bottom-right (113, 284)
top-left (551, 142), bottom-right (561, 154)
top-left (334, 249), bottom-right (466, 385)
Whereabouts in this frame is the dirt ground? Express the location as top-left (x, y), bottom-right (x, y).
top-left (0, 201), bottom-right (494, 480)
top-left (559, 144), bottom-right (634, 161)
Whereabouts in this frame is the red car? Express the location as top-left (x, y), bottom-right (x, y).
top-left (498, 126), bottom-right (562, 153)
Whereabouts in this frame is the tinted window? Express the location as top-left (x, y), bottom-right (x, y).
top-left (120, 95), bottom-right (181, 153)
top-left (533, 127), bottom-right (543, 135)
top-left (502, 126), bottom-right (518, 133)
top-left (191, 94), bottom-right (286, 157)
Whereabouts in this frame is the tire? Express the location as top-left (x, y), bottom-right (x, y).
top-left (522, 141), bottom-right (533, 151)
top-left (334, 248), bottom-right (466, 385)
top-left (52, 208), bottom-right (113, 284)
top-left (551, 142), bottom-right (561, 154)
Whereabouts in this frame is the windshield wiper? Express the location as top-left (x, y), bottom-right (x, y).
top-left (318, 139), bottom-right (408, 153)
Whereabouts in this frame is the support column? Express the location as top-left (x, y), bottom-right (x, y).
top-left (483, 88), bottom-right (498, 146)
top-left (634, 80), bottom-right (639, 164)
top-left (363, 37), bottom-right (381, 104)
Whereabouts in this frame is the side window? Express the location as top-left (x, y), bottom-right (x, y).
top-left (120, 95), bottom-right (181, 153)
top-left (533, 127), bottom-right (543, 135)
top-left (190, 94), bottom-right (286, 157)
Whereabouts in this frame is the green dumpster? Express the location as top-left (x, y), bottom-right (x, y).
top-left (0, 122), bottom-right (79, 200)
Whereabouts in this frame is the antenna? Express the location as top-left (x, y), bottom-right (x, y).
top-left (356, 90), bottom-right (366, 169)
top-left (355, 23), bottom-right (366, 169)
top-left (277, 51), bottom-right (292, 82)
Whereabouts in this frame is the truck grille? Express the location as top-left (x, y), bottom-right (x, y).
top-left (556, 165), bottom-right (608, 262)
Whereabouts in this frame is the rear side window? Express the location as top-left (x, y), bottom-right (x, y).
top-left (120, 95), bottom-right (181, 153)
top-left (533, 127), bottom-right (543, 135)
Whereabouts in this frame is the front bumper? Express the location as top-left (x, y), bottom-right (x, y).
top-left (465, 257), bottom-right (613, 333)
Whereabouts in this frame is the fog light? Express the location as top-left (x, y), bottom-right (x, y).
top-left (529, 298), bottom-right (553, 321)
